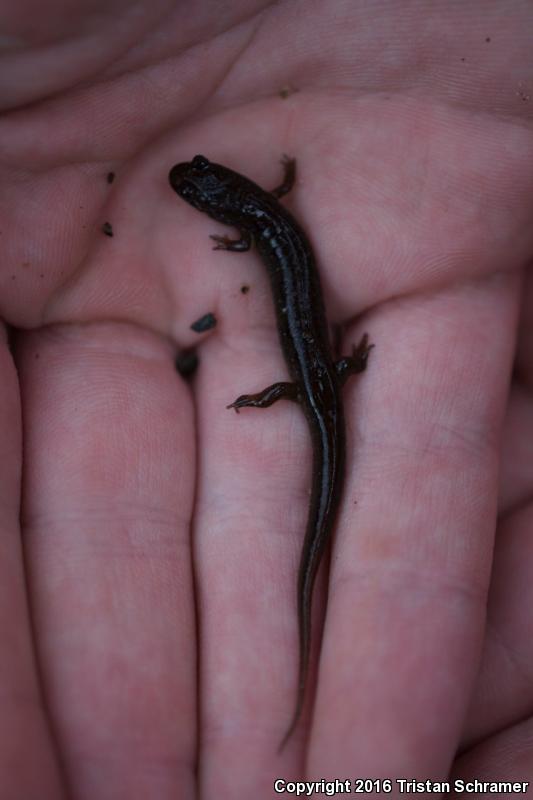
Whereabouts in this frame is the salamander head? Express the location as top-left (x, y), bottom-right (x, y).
top-left (169, 155), bottom-right (244, 223)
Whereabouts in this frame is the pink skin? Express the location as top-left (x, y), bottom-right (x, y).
top-left (1, 1), bottom-right (533, 797)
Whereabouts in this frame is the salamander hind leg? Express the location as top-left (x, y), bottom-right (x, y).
top-left (271, 155), bottom-right (296, 199)
top-left (336, 333), bottom-right (374, 385)
top-left (227, 381), bottom-right (298, 412)
top-left (210, 231), bottom-right (252, 251)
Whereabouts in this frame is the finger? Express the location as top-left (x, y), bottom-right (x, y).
top-left (0, 330), bottom-right (65, 798)
top-left (193, 326), bottom-right (313, 788)
top-left (461, 504), bottom-right (533, 747)
top-left (453, 716), bottom-right (533, 787)
top-left (16, 323), bottom-right (197, 800)
top-left (311, 272), bottom-right (520, 774)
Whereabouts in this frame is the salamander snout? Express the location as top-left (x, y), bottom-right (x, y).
top-left (169, 155), bottom-right (237, 219)
top-left (169, 155), bottom-right (221, 204)
top-left (169, 155), bottom-right (209, 187)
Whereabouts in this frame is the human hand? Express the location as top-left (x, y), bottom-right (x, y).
top-left (1, 2), bottom-right (533, 798)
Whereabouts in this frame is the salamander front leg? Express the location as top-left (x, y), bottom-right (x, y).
top-left (336, 333), bottom-right (374, 385)
top-left (227, 381), bottom-right (298, 412)
top-left (271, 155), bottom-right (296, 199)
top-left (210, 230), bottom-right (252, 252)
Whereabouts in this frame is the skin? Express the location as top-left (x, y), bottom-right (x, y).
top-left (1, 1), bottom-right (533, 798)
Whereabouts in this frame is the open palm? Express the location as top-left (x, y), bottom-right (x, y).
top-left (2, 2), bottom-right (533, 798)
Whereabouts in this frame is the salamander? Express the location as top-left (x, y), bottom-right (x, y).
top-left (168, 154), bottom-right (372, 750)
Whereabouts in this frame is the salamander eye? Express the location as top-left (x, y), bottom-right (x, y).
top-left (191, 155), bottom-right (210, 170)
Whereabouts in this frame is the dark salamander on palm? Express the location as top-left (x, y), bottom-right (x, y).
top-left (169, 154), bottom-right (372, 750)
